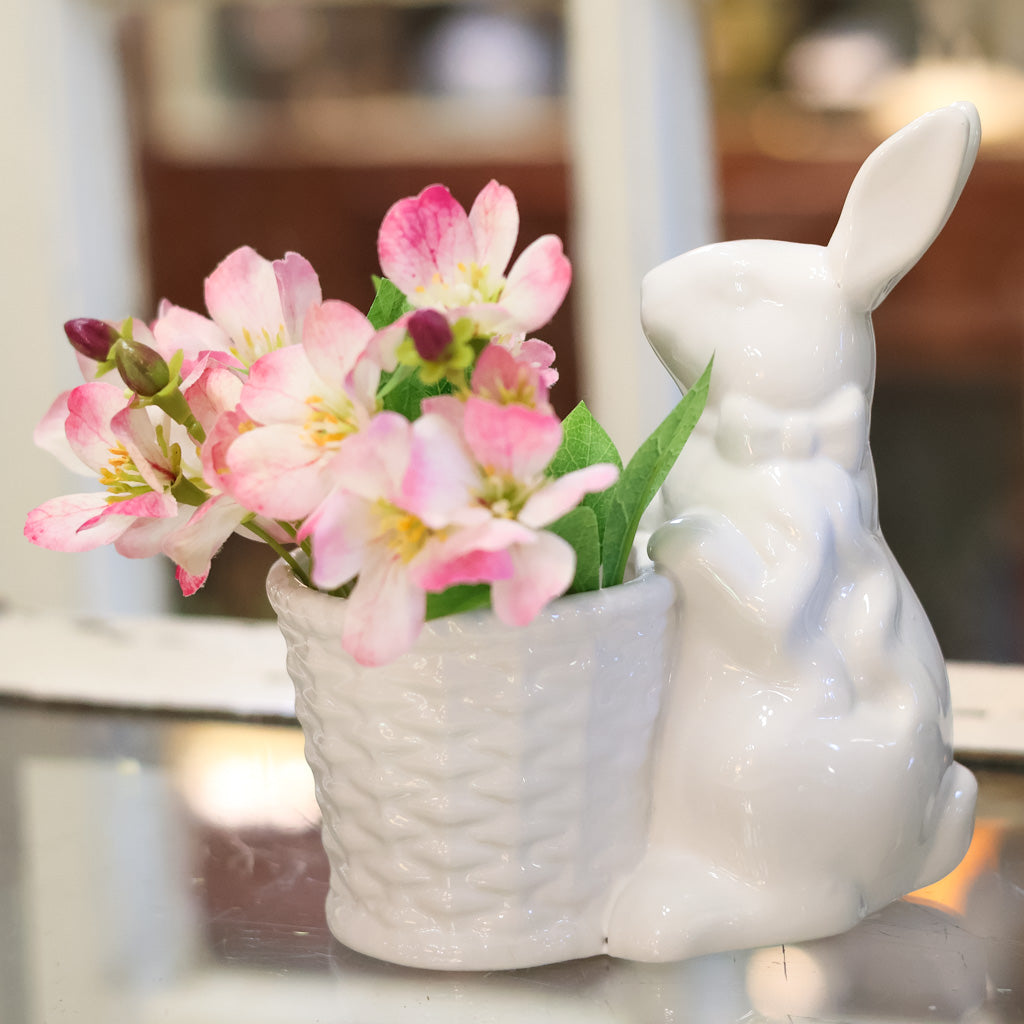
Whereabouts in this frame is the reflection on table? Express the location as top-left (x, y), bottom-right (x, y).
top-left (2, 699), bottom-right (1022, 1023)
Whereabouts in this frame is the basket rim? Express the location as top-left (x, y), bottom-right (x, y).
top-left (266, 558), bottom-right (676, 648)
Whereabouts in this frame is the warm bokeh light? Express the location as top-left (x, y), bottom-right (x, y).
top-left (170, 722), bottom-right (321, 832)
top-left (870, 59), bottom-right (1024, 145)
top-left (906, 817), bottom-right (1008, 914)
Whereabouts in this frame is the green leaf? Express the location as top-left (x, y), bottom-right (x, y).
top-left (600, 357), bottom-right (713, 588)
top-left (546, 505), bottom-right (601, 594)
top-left (367, 276), bottom-right (412, 329)
top-left (368, 276), bottom-right (451, 419)
top-left (378, 369), bottom-right (452, 420)
top-left (547, 401), bottom-right (622, 477)
top-left (546, 400), bottom-right (622, 548)
top-left (425, 583), bottom-right (492, 621)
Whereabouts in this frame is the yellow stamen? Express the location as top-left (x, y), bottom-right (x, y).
top-left (375, 500), bottom-right (434, 563)
top-left (98, 443), bottom-right (152, 503)
top-left (303, 395), bottom-right (357, 449)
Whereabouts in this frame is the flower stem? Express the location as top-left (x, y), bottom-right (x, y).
top-left (376, 363), bottom-right (413, 401)
top-left (151, 388), bottom-right (206, 443)
top-left (242, 517), bottom-right (311, 588)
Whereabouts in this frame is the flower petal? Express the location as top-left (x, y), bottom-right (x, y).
top-left (109, 406), bottom-right (177, 492)
top-left (304, 490), bottom-right (376, 590)
top-left (33, 391), bottom-right (93, 476)
top-left (274, 251), bottom-right (322, 344)
top-left (241, 346), bottom-right (321, 425)
top-left (151, 302), bottom-right (233, 369)
top-left (342, 554), bottom-right (426, 666)
top-left (408, 518), bottom-right (530, 591)
top-left (24, 493), bottom-right (129, 552)
top-left (463, 398), bottom-right (562, 479)
top-left (225, 423), bottom-right (335, 520)
top-left (204, 246), bottom-right (284, 356)
top-left (302, 300), bottom-right (377, 389)
top-left (163, 494), bottom-right (245, 578)
top-left (491, 532), bottom-right (576, 627)
top-left (368, 315), bottom-right (409, 373)
top-left (88, 489), bottom-right (178, 525)
top-left (200, 407), bottom-right (249, 490)
top-left (176, 566), bottom-right (207, 597)
top-left (420, 394), bottom-right (465, 434)
top-left (511, 337), bottom-right (559, 388)
top-left (468, 180), bottom-right (518, 277)
top-left (500, 235), bottom-right (572, 332)
top-left (183, 364), bottom-right (244, 436)
top-left (471, 343), bottom-right (550, 411)
top-left (331, 411), bottom-right (411, 503)
top-left (112, 503), bottom-right (185, 558)
top-left (519, 463), bottom-right (620, 529)
top-left (400, 413), bottom-right (478, 528)
top-left (412, 546), bottom-right (513, 591)
top-left (377, 185), bottom-right (476, 297)
top-left (65, 382), bottom-right (124, 472)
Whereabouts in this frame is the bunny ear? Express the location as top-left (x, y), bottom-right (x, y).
top-left (827, 101), bottom-right (980, 312)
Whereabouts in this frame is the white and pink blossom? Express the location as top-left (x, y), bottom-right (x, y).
top-left (377, 180), bottom-right (571, 338)
top-left (24, 370), bottom-right (281, 597)
top-left (459, 397), bottom-right (618, 626)
top-left (152, 247), bottom-right (322, 372)
top-left (301, 411), bottom-right (530, 665)
top-left (215, 300), bottom-right (386, 522)
top-left (24, 381), bottom-right (194, 559)
top-left (25, 186), bottom-right (638, 669)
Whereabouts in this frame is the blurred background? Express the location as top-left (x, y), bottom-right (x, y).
top-left (6, 0), bottom-right (1024, 662)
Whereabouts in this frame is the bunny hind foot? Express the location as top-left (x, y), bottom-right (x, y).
top-left (604, 848), bottom-right (870, 963)
top-left (908, 761), bottom-right (978, 893)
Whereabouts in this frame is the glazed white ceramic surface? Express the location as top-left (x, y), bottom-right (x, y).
top-left (603, 102), bottom-right (981, 961)
top-left (266, 560), bottom-right (675, 970)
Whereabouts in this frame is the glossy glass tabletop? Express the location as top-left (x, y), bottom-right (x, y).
top-left (2, 696), bottom-right (1022, 1023)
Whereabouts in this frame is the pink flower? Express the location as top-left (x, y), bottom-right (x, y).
top-left (215, 300), bottom-right (386, 522)
top-left (377, 180), bottom-right (571, 337)
top-left (469, 343), bottom-right (554, 414)
top-left (24, 371), bottom-right (278, 597)
top-left (432, 394), bottom-right (619, 627)
top-left (301, 411), bottom-right (530, 666)
top-left (152, 247), bottom-right (322, 371)
top-left (24, 381), bottom-right (191, 557)
top-left (497, 335), bottom-right (559, 388)
top-left (421, 343), bottom-right (553, 435)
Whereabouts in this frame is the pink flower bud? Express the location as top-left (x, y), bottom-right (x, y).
top-left (64, 318), bottom-right (117, 362)
top-left (408, 309), bottom-right (452, 362)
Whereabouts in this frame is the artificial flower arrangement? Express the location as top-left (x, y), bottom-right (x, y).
top-left (25, 181), bottom-right (709, 666)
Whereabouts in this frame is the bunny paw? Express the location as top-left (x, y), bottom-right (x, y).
top-left (604, 848), bottom-right (869, 962)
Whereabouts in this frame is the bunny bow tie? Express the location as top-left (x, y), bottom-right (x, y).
top-left (713, 385), bottom-right (868, 471)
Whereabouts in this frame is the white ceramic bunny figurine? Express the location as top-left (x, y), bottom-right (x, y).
top-left (604, 102), bottom-right (981, 961)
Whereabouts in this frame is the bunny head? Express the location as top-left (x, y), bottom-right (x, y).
top-left (642, 102), bottom-right (981, 409)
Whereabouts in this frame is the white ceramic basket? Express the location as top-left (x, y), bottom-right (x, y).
top-left (266, 559), bottom-right (676, 970)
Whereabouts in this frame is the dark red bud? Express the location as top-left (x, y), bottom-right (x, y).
top-left (64, 318), bottom-right (117, 362)
top-left (115, 339), bottom-right (171, 397)
top-left (408, 309), bottom-right (452, 362)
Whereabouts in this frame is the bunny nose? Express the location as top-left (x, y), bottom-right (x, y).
top-left (640, 260), bottom-right (677, 337)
